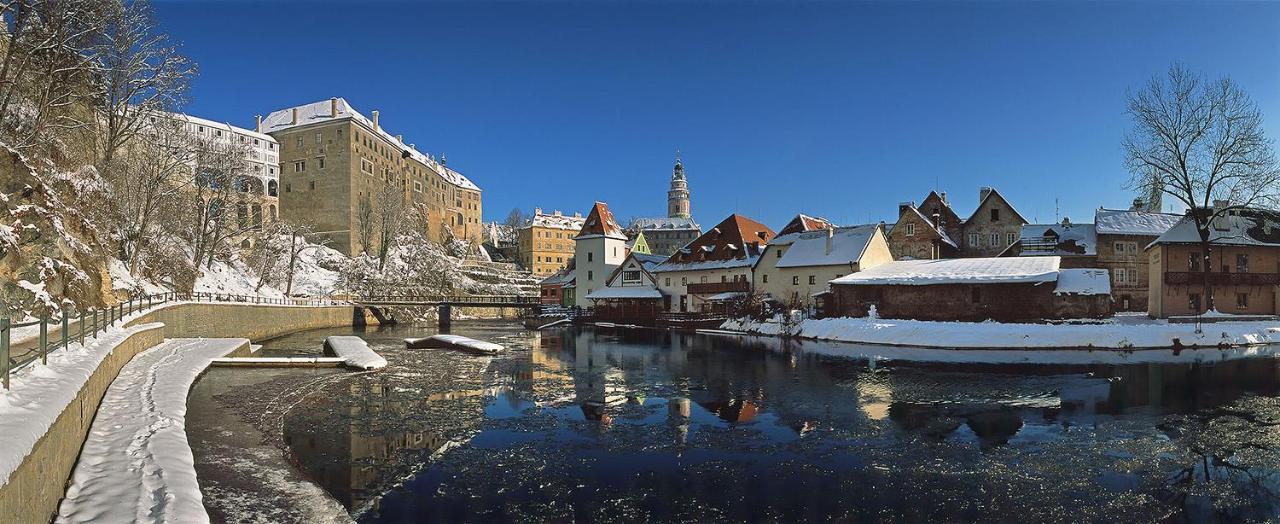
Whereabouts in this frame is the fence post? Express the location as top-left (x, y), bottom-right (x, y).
top-left (78, 310), bottom-right (85, 345)
top-left (38, 316), bottom-right (47, 365)
top-left (93, 309), bottom-right (98, 336)
top-left (2, 317), bottom-right (10, 390)
top-left (61, 313), bottom-right (69, 350)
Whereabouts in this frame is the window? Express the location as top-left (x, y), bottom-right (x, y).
top-left (623, 270), bottom-right (641, 283)
top-left (1237, 254), bottom-right (1250, 273)
top-left (720, 275), bottom-right (727, 283)
top-left (905, 223), bottom-right (915, 236)
top-left (991, 208), bottom-right (1000, 221)
top-left (1238, 293), bottom-right (1249, 310)
top-left (314, 132), bottom-right (322, 144)
top-left (969, 233), bottom-right (979, 246)
top-left (361, 159), bottom-right (374, 175)
top-left (1007, 232), bottom-right (1016, 246)
top-left (296, 137), bottom-right (303, 147)
top-left (587, 270), bottom-right (593, 281)
top-left (762, 274), bottom-right (768, 284)
top-left (587, 252), bottom-right (593, 262)
top-left (701, 276), bottom-right (708, 283)
top-left (317, 157), bottom-right (325, 169)
top-left (1189, 252), bottom-right (1201, 272)
top-left (292, 160), bottom-right (305, 172)
top-left (681, 277), bottom-right (687, 286)
top-left (284, 183), bottom-right (291, 193)
top-left (308, 181), bottom-right (315, 190)
top-left (1127, 268), bottom-right (1136, 283)
top-left (776, 249), bottom-right (783, 258)
top-left (1115, 242), bottom-right (1126, 254)
top-left (971, 287), bottom-right (982, 303)
top-left (989, 233), bottom-right (999, 246)
top-left (665, 278), bottom-right (671, 286)
top-left (792, 276), bottom-right (800, 285)
top-left (808, 275), bottom-right (816, 285)
top-left (414, 181), bottom-right (422, 192)
top-left (1189, 293), bottom-right (1202, 311)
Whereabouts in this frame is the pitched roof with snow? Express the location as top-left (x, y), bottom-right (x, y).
top-left (262, 98), bottom-right (480, 191)
top-left (630, 216), bottom-right (701, 231)
top-left (1016, 222), bottom-right (1097, 256)
top-left (1054, 268), bottom-right (1111, 295)
top-left (770, 225), bottom-right (880, 268)
top-left (831, 256), bottom-right (1061, 286)
top-left (1094, 208), bottom-right (1182, 236)
top-left (900, 206), bottom-right (959, 248)
top-left (585, 286), bottom-right (663, 299)
top-left (965, 187), bottom-right (1028, 225)
top-left (654, 214), bottom-right (775, 273)
top-left (577, 201), bottom-right (627, 240)
top-left (776, 214), bottom-right (834, 236)
top-left (1150, 208), bottom-right (1280, 248)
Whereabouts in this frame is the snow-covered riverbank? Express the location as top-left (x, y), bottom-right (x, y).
top-left (721, 314), bottom-right (1280, 350)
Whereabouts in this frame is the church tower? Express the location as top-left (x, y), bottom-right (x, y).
top-left (667, 152), bottom-right (691, 219)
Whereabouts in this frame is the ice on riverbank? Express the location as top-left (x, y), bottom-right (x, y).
top-left (323, 336), bottom-right (388, 369)
top-left (56, 338), bottom-right (248, 523)
top-left (405, 334), bottom-right (505, 355)
top-left (721, 314), bottom-right (1280, 350)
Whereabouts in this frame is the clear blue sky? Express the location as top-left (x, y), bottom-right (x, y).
top-left (154, 0), bottom-right (1280, 229)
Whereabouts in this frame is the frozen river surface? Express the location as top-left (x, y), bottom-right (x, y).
top-left (186, 322), bottom-right (1280, 522)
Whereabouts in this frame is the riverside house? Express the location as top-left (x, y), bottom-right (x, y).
top-left (827, 256), bottom-right (1112, 321)
top-left (886, 187), bottom-right (1028, 260)
top-left (1146, 207), bottom-right (1280, 318)
top-left (1095, 207), bottom-right (1181, 312)
top-left (572, 201), bottom-right (629, 307)
top-left (754, 223), bottom-right (894, 310)
top-left (653, 214), bottom-right (776, 313)
top-left (585, 252), bottom-right (668, 324)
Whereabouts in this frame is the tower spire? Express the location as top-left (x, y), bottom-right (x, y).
top-left (667, 151), bottom-right (691, 219)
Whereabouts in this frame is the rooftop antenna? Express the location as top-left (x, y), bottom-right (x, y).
top-left (1054, 197), bottom-right (1060, 223)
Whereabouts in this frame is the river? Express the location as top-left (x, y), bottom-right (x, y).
top-left (185, 321), bottom-right (1280, 522)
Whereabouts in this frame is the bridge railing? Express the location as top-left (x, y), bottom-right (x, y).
top-left (354, 294), bottom-right (541, 305)
top-left (1, 291), bottom-right (346, 389)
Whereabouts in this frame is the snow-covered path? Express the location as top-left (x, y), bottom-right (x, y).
top-left (56, 338), bottom-right (248, 524)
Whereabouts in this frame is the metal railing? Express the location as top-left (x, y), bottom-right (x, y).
top-left (1, 291), bottom-right (346, 389)
top-left (354, 294), bottom-right (541, 306)
top-left (686, 280), bottom-right (751, 295)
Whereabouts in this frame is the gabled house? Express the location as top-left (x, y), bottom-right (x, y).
top-left (1000, 218), bottom-right (1098, 268)
top-left (539, 264), bottom-right (575, 306)
top-left (886, 202), bottom-right (960, 260)
top-left (1146, 206), bottom-right (1280, 318)
top-left (625, 230), bottom-right (652, 255)
top-left (585, 252), bottom-right (668, 324)
top-left (1095, 207), bottom-right (1181, 312)
top-left (961, 187), bottom-right (1028, 257)
top-left (754, 223), bottom-right (894, 309)
top-left (776, 214), bottom-right (834, 236)
top-left (653, 214), bottom-right (775, 313)
top-left (573, 201), bottom-right (628, 307)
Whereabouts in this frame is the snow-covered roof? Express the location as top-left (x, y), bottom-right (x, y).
top-left (770, 225), bottom-right (879, 268)
top-left (903, 206), bottom-right (959, 248)
top-left (630, 216), bottom-right (700, 231)
top-left (1150, 209), bottom-right (1280, 248)
top-left (1017, 223), bottom-right (1097, 256)
top-left (1094, 208), bottom-right (1182, 236)
top-left (577, 201), bottom-right (627, 240)
top-left (832, 256), bottom-right (1061, 286)
top-left (585, 286), bottom-right (663, 300)
top-left (540, 271), bottom-right (574, 286)
top-left (653, 256), bottom-right (758, 273)
top-left (262, 98), bottom-right (480, 191)
top-left (1054, 268), bottom-right (1111, 295)
top-left (527, 212), bottom-right (585, 231)
top-left (631, 252), bottom-right (668, 271)
top-left (175, 113), bottom-right (276, 143)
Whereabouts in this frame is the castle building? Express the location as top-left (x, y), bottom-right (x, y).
top-left (518, 208), bottom-right (584, 276)
top-left (261, 98), bottom-right (482, 256)
top-left (628, 154), bottom-right (701, 256)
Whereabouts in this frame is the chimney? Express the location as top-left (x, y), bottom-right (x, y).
top-left (254, 115), bottom-right (262, 133)
top-left (825, 226), bottom-right (834, 255)
top-left (396, 134), bottom-right (403, 143)
top-left (410, 143), bottom-right (416, 150)
top-left (574, 212), bottom-right (582, 218)
top-left (372, 110), bottom-right (379, 130)
top-left (932, 212), bottom-right (941, 227)
top-left (898, 201), bottom-right (915, 217)
top-left (330, 97), bottom-right (338, 118)
top-left (940, 191), bottom-right (947, 204)
top-left (290, 108), bottom-right (298, 125)
top-left (1131, 197), bottom-right (1145, 211)
top-left (534, 207), bottom-right (542, 215)
top-left (1061, 216), bottom-right (1071, 228)
top-left (979, 187), bottom-right (993, 204)
top-left (554, 210), bottom-right (562, 216)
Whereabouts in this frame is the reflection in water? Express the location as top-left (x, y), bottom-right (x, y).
top-left (267, 324), bottom-right (1280, 522)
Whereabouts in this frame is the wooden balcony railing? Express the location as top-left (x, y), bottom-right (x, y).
top-left (1164, 272), bottom-right (1280, 286)
top-left (686, 280), bottom-right (751, 295)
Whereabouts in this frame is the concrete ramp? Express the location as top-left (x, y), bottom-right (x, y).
top-left (405, 335), bottom-right (505, 355)
top-left (56, 338), bottom-right (248, 524)
top-left (322, 336), bottom-right (387, 370)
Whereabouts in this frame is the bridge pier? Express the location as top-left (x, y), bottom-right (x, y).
top-left (438, 305), bottom-right (451, 331)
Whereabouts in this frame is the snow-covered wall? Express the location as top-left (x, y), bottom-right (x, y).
top-left (125, 302), bottom-right (357, 340)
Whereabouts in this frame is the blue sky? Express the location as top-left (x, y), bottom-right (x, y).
top-left (154, 0), bottom-right (1280, 229)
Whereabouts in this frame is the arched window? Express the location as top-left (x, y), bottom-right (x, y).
top-left (268, 180), bottom-right (278, 197)
top-left (241, 239), bottom-right (252, 249)
top-left (269, 204), bottom-right (277, 221)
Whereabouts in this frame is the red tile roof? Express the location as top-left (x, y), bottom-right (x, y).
top-left (665, 214), bottom-right (776, 264)
top-left (777, 214), bottom-right (833, 236)
top-left (576, 201), bottom-right (626, 239)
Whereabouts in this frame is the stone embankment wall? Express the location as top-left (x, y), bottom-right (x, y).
top-left (2, 302), bottom-right (357, 522)
top-left (0, 324), bottom-right (168, 523)
top-left (126, 302), bottom-right (356, 340)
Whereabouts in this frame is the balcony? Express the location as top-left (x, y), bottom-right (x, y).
top-left (1164, 272), bottom-right (1280, 286)
top-left (687, 280), bottom-right (751, 295)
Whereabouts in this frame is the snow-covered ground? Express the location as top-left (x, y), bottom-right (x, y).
top-left (0, 320), bottom-right (163, 487)
top-left (56, 338), bottom-right (247, 524)
top-left (722, 313), bottom-right (1280, 350)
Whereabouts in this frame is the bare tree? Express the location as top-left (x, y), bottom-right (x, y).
top-left (355, 193), bottom-right (375, 256)
top-left (504, 207), bottom-right (525, 228)
top-left (0, 0), bottom-right (112, 154)
top-left (281, 220), bottom-right (329, 296)
top-left (1123, 64), bottom-right (1280, 312)
top-left (183, 134), bottom-right (253, 274)
top-left (94, 0), bottom-right (195, 171)
top-left (108, 114), bottom-right (193, 275)
top-left (374, 178), bottom-right (407, 271)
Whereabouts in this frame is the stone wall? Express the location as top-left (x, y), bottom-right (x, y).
top-left (125, 302), bottom-right (356, 340)
top-left (0, 324), bottom-right (168, 523)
